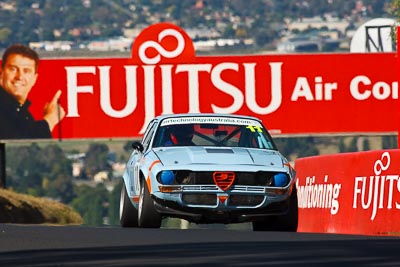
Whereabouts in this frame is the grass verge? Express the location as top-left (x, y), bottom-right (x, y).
top-left (0, 189), bottom-right (83, 225)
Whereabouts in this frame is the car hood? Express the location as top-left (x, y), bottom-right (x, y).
top-left (153, 147), bottom-right (283, 168)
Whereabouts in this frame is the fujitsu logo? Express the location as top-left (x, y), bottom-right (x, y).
top-left (353, 152), bottom-right (400, 220)
top-left (64, 22), bottom-right (284, 133)
top-left (138, 28), bottom-right (185, 64)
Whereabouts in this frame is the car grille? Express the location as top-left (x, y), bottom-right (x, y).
top-left (182, 193), bottom-right (217, 205)
top-left (181, 193), bottom-right (264, 207)
top-left (229, 195), bottom-right (264, 206)
top-left (172, 171), bottom-right (279, 186)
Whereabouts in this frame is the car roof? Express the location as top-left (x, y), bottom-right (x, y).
top-left (152, 113), bottom-right (263, 123)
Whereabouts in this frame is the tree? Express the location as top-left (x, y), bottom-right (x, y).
top-left (108, 182), bottom-right (122, 225)
top-left (339, 138), bottom-right (346, 153)
top-left (389, 0), bottom-right (400, 42)
top-left (6, 143), bottom-right (45, 194)
top-left (347, 138), bottom-right (358, 152)
top-left (382, 135), bottom-right (398, 149)
top-left (297, 137), bottom-right (319, 157)
top-left (83, 143), bottom-right (112, 178)
top-left (0, 28), bottom-right (12, 45)
top-left (362, 139), bottom-right (371, 151)
top-left (47, 174), bottom-right (75, 203)
top-left (6, 143), bottom-right (73, 200)
top-left (255, 28), bottom-right (274, 47)
top-left (70, 184), bottom-right (109, 226)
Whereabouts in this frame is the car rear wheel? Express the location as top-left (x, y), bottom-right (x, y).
top-left (253, 187), bottom-right (298, 232)
top-left (119, 181), bottom-right (139, 227)
top-left (138, 180), bottom-right (162, 228)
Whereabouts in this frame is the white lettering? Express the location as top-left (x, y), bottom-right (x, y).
top-left (297, 175), bottom-right (341, 215)
top-left (291, 76), bottom-right (337, 101)
top-left (352, 152), bottom-right (400, 220)
top-left (350, 75), bottom-right (398, 101)
top-left (161, 65), bottom-right (174, 115)
top-left (99, 66), bottom-right (137, 118)
top-left (292, 77), bottom-right (314, 101)
top-left (176, 64), bottom-right (212, 113)
top-left (211, 63), bottom-right (244, 114)
top-left (66, 66), bottom-right (96, 117)
top-left (141, 66), bottom-right (156, 133)
top-left (245, 62), bottom-right (283, 114)
top-left (350, 75), bottom-right (371, 100)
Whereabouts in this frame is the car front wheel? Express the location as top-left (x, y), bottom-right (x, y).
top-left (120, 181), bottom-right (139, 227)
top-left (138, 180), bottom-right (162, 228)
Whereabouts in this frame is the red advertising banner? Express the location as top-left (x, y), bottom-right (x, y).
top-left (1, 23), bottom-right (398, 140)
top-left (295, 149), bottom-right (400, 235)
top-left (398, 26), bottom-right (400, 148)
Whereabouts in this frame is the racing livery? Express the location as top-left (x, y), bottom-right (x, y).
top-left (120, 113), bottom-right (298, 231)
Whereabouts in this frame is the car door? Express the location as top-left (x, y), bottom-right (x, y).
top-left (132, 120), bottom-right (158, 196)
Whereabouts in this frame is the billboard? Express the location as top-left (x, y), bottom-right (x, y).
top-left (0, 23), bottom-right (398, 140)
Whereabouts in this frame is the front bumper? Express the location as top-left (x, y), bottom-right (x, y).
top-left (152, 185), bottom-right (291, 224)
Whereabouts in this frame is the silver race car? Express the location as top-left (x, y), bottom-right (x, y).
top-left (120, 113), bottom-right (298, 231)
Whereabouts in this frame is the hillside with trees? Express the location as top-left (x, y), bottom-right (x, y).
top-left (0, 0), bottom-right (394, 49)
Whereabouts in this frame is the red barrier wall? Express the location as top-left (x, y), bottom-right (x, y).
top-left (295, 149), bottom-right (400, 236)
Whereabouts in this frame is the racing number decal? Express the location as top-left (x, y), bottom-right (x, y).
top-left (246, 125), bottom-right (263, 133)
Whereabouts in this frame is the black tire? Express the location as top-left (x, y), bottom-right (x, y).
top-left (119, 181), bottom-right (139, 227)
top-left (253, 186), bottom-right (298, 232)
top-left (138, 180), bottom-right (162, 228)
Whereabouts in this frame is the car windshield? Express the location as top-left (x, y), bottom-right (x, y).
top-left (152, 116), bottom-right (277, 150)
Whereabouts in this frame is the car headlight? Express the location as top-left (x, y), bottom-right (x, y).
top-left (160, 170), bottom-right (175, 185)
top-left (273, 173), bottom-right (289, 187)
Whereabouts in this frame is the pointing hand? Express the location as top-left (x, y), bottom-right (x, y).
top-left (43, 90), bottom-right (66, 131)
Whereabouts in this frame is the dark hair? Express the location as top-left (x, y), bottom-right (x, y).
top-left (2, 44), bottom-right (39, 72)
top-left (171, 124), bottom-right (194, 139)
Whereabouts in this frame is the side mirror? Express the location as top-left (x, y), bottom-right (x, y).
top-left (131, 141), bottom-right (144, 153)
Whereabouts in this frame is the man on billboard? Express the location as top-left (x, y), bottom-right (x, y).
top-left (0, 44), bottom-right (65, 139)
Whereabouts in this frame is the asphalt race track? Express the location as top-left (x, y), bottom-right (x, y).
top-left (0, 224), bottom-right (399, 266)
